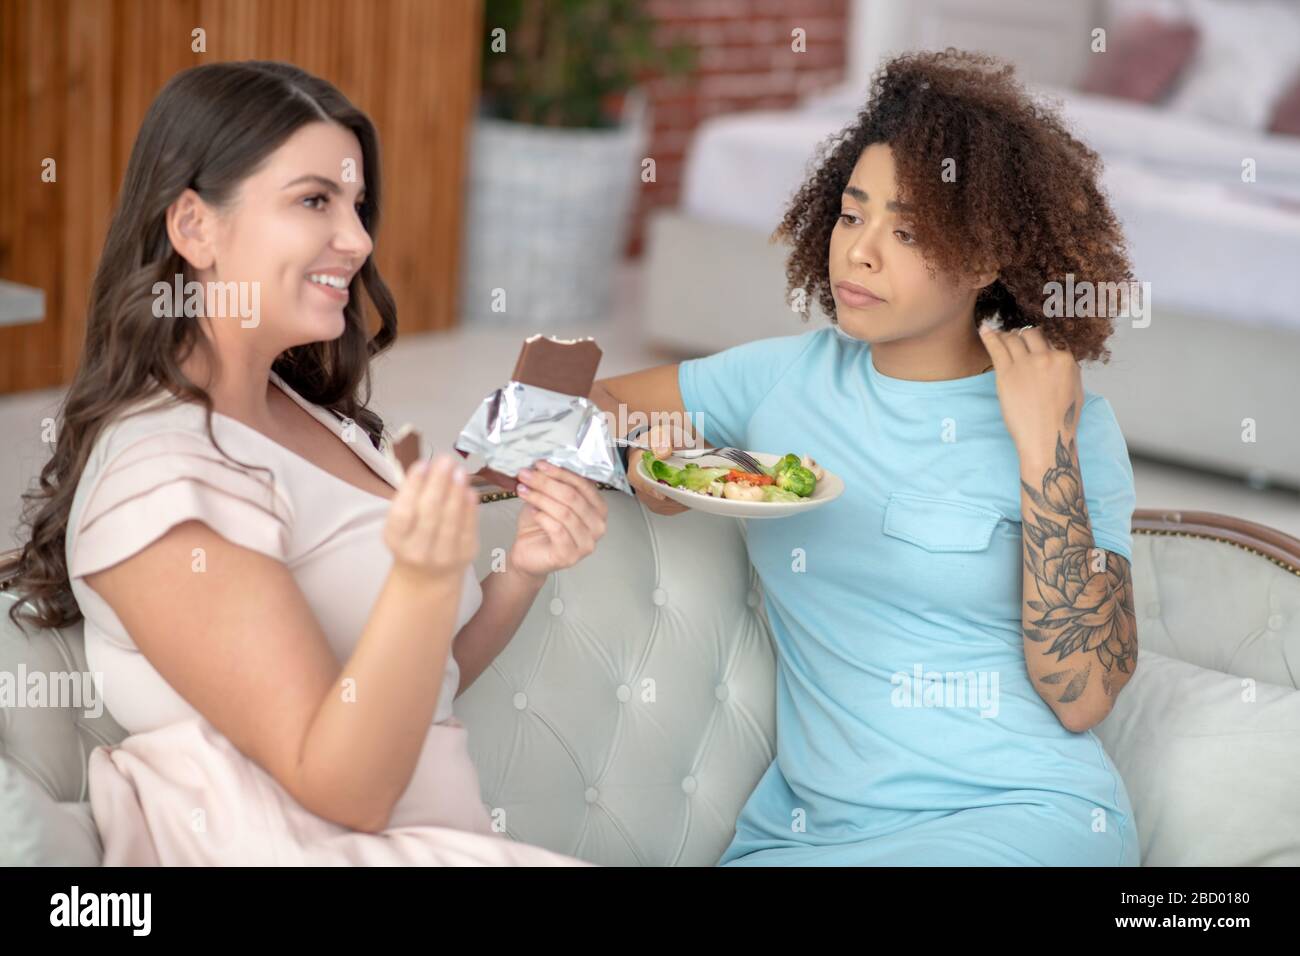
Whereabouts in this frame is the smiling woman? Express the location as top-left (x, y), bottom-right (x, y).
top-left (165, 121), bottom-right (375, 360)
top-left (1, 60), bottom-right (395, 635)
top-left (0, 60), bottom-right (601, 866)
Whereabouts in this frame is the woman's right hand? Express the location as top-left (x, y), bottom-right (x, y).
top-left (384, 453), bottom-right (480, 582)
top-left (628, 422), bottom-right (689, 516)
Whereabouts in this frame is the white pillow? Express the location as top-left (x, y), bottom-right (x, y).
top-left (1164, 0), bottom-right (1300, 129)
top-left (0, 757), bottom-right (103, 866)
top-left (1093, 648), bottom-right (1300, 866)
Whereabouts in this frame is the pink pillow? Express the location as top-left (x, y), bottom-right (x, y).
top-left (1268, 70), bottom-right (1300, 137)
top-left (1080, 15), bottom-right (1200, 103)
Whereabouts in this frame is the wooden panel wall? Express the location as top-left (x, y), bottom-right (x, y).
top-left (0, 0), bottom-right (482, 394)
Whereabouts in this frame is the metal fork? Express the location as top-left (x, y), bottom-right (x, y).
top-left (615, 438), bottom-right (767, 474)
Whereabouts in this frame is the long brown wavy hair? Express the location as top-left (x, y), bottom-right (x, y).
top-left (774, 48), bottom-right (1133, 361)
top-left (0, 61), bottom-right (398, 634)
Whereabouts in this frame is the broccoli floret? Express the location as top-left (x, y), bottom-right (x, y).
top-left (757, 453), bottom-right (801, 479)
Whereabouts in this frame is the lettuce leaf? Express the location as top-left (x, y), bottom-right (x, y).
top-left (641, 450), bottom-right (684, 487)
top-left (761, 486), bottom-right (802, 503)
top-left (678, 463), bottom-right (732, 492)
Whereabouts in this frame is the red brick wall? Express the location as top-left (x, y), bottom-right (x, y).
top-left (627, 0), bottom-right (849, 256)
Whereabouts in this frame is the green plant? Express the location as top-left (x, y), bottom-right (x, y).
top-left (481, 0), bottom-right (693, 128)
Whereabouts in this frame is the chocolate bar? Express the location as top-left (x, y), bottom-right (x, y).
top-left (458, 335), bottom-right (602, 492)
top-left (384, 423), bottom-right (423, 479)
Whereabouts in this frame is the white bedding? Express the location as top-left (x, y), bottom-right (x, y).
top-left (679, 85), bottom-right (1300, 332)
top-left (800, 81), bottom-right (1300, 201)
top-left (1038, 84), bottom-right (1300, 204)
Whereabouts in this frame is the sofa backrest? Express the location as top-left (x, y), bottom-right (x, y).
top-left (1126, 510), bottom-right (1300, 690)
top-left (456, 488), bottom-right (775, 866)
top-left (0, 593), bottom-right (127, 804)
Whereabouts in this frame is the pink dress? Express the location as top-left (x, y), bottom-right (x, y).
top-left (65, 370), bottom-right (592, 866)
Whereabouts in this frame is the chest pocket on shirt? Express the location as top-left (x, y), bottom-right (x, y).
top-left (881, 492), bottom-right (1002, 552)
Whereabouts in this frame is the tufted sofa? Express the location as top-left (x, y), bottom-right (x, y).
top-left (2, 487), bottom-right (1299, 866)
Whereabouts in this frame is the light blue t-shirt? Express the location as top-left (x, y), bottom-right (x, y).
top-left (678, 325), bottom-right (1140, 866)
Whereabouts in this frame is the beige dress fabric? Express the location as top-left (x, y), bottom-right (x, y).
top-left (65, 370), bottom-right (591, 866)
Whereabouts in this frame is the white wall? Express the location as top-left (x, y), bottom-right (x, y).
top-left (847, 0), bottom-right (1109, 91)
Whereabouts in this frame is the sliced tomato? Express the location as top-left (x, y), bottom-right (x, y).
top-left (725, 470), bottom-right (774, 486)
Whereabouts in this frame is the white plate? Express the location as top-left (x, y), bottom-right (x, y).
top-left (636, 450), bottom-right (845, 518)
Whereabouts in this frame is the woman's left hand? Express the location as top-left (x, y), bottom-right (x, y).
top-left (508, 460), bottom-right (609, 580)
top-left (978, 323), bottom-right (1085, 452)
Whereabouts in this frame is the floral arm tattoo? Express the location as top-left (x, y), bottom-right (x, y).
top-left (1020, 402), bottom-right (1138, 717)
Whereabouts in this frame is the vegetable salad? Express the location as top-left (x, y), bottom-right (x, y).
top-left (640, 450), bottom-right (824, 503)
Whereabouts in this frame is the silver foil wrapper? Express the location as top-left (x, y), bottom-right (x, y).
top-left (455, 380), bottom-right (633, 496)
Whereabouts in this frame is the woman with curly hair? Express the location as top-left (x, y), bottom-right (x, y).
top-left (594, 49), bottom-right (1141, 865)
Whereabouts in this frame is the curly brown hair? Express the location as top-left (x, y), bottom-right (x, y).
top-left (774, 48), bottom-right (1132, 362)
